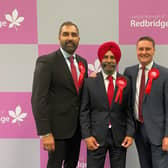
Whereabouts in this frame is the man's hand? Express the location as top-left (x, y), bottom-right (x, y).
top-left (121, 136), bottom-right (133, 148)
top-left (41, 133), bottom-right (55, 152)
top-left (85, 136), bottom-right (100, 151)
top-left (162, 137), bottom-right (168, 151)
top-left (89, 72), bottom-right (97, 78)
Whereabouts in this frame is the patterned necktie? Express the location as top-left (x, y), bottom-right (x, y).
top-left (138, 66), bottom-right (145, 122)
top-left (69, 56), bottom-right (78, 93)
top-left (107, 76), bottom-right (114, 107)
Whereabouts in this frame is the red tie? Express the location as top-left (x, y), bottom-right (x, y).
top-left (107, 76), bottom-right (114, 107)
top-left (69, 56), bottom-right (78, 92)
top-left (138, 66), bottom-right (145, 122)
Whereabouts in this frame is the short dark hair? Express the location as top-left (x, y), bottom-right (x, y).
top-left (136, 36), bottom-right (155, 48)
top-left (59, 21), bottom-right (79, 35)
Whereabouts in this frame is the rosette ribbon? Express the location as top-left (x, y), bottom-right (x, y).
top-left (145, 68), bottom-right (159, 94)
top-left (115, 77), bottom-right (127, 104)
top-left (78, 62), bottom-right (86, 88)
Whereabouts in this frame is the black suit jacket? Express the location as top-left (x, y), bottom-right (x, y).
top-left (80, 72), bottom-right (135, 147)
top-left (124, 63), bottom-right (168, 145)
top-left (31, 49), bottom-right (88, 139)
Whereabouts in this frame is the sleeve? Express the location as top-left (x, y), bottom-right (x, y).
top-left (80, 79), bottom-right (92, 139)
top-left (84, 59), bottom-right (88, 78)
top-left (31, 57), bottom-right (52, 135)
top-left (125, 77), bottom-right (135, 137)
top-left (123, 67), bottom-right (129, 78)
top-left (164, 76), bottom-right (168, 137)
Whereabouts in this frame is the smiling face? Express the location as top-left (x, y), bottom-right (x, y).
top-left (101, 50), bottom-right (117, 75)
top-left (59, 25), bottom-right (80, 54)
top-left (136, 40), bottom-right (155, 66)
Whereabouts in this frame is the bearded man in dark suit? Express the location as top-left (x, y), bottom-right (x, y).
top-left (80, 41), bottom-right (135, 168)
top-left (31, 21), bottom-right (88, 168)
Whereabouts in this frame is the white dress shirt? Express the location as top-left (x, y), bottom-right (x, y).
top-left (101, 70), bottom-right (117, 92)
top-left (60, 47), bottom-right (80, 79)
top-left (134, 61), bottom-right (153, 120)
top-left (101, 70), bottom-right (117, 128)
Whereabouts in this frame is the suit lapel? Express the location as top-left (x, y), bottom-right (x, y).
top-left (143, 62), bottom-right (158, 101)
top-left (57, 50), bottom-right (78, 94)
top-left (76, 55), bottom-right (87, 94)
top-left (132, 65), bottom-right (139, 103)
top-left (97, 72), bottom-right (120, 109)
top-left (96, 72), bottom-right (110, 109)
top-left (76, 55), bottom-right (81, 63)
top-left (111, 73), bottom-right (122, 106)
top-left (110, 73), bottom-right (125, 108)
top-left (76, 56), bottom-right (82, 94)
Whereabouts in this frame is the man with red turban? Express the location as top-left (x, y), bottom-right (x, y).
top-left (80, 41), bottom-right (135, 168)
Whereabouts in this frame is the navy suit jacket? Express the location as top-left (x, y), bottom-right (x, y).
top-left (31, 49), bottom-right (88, 139)
top-left (124, 62), bottom-right (168, 145)
top-left (80, 72), bottom-right (135, 147)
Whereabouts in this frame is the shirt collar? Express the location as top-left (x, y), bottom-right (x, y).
top-left (139, 61), bottom-right (154, 70)
top-left (60, 47), bottom-right (76, 59)
top-left (101, 70), bottom-right (117, 81)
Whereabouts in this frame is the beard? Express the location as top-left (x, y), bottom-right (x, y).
top-left (61, 40), bottom-right (79, 54)
top-left (101, 62), bottom-right (116, 75)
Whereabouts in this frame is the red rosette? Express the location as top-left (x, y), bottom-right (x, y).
top-left (145, 68), bottom-right (159, 94)
top-left (115, 77), bottom-right (127, 104)
top-left (78, 62), bottom-right (86, 88)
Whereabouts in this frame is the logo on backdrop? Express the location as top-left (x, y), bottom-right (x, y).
top-left (119, 0), bottom-right (168, 44)
top-left (0, 8), bottom-right (24, 31)
top-left (0, 105), bottom-right (27, 125)
top-left (88, 58), bottom-right (101, 73)
top-left (130, 15), bottom-right (168, 29)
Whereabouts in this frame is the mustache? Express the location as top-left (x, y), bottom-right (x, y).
top-left (102, 62), bottom-right (116, 68)
top-left (65, 40), bottom-right (75, 46)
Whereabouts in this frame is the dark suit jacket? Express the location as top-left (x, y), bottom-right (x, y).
top-left (31, 49), bottom-right (88, 139)
top-left (124, 62), bottom-right (168, 145)
top-left (80, 72), bottom-right (135, 147)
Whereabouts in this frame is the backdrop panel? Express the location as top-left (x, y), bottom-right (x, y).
top-left (0, 139), bottom-right (40, 168)
top-left (0, 0), bottom-right (168, 167)
top-left (0, 0), bottom-right (37, 44)
top-left (37, 0), bottom-right (115, 44)
top-left (119, 0), bottom-right (168, 44)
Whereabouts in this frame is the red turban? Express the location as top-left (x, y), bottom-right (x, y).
top-left (98, 41), bottom-right (121, 64)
